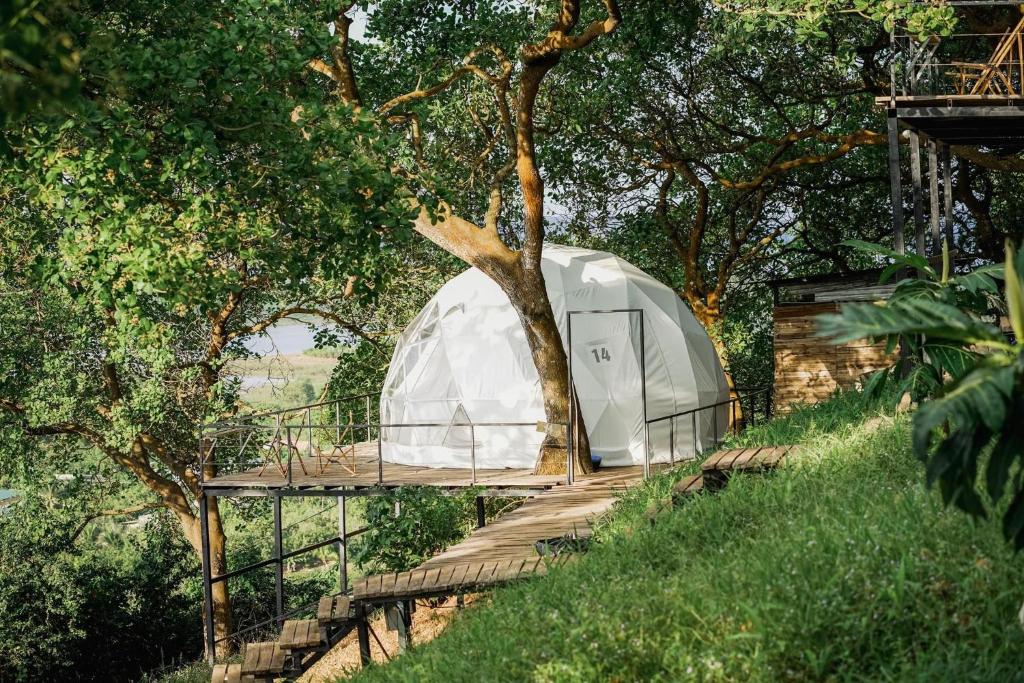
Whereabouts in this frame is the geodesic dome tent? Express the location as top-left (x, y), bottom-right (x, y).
top-left (379, 244), bottom-right (730, 470)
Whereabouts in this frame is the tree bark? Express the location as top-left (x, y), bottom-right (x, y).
top-left (178, 499), bottom-right (233, 658)
top-left (496, 262), bottom-right (592, 475)
top-left (684, 292), bottom-right (743, 430)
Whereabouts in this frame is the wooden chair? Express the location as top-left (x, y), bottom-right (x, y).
top-left (313, 409), bottom-right (357, 476)
top-left (949, 15), bottom-right (1024, 96)
top-left (257, 410), bottom-right (309, 478)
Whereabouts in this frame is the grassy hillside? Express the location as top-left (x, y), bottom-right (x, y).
top-left (348, 393), bottom-right (1024, 682)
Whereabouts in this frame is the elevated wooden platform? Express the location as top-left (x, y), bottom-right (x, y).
top-left (203, 440), bottom-right (565, 494)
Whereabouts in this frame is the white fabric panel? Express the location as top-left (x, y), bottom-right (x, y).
top-left (380, 244), bottom-right (730, 469)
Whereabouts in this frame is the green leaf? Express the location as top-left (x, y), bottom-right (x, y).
top-left (1004, 240), bottom-right (1024, 341)
top-left (841, 239), bottom-right (936, 281)
top-left (922, 343), bottom-right (977, 381)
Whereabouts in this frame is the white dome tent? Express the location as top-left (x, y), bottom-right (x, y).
top-left (379, 244), bottom-right (730, 470)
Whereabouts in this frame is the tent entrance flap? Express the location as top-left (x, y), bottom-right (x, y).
top-left (567, 309), bottom-right (649, 475)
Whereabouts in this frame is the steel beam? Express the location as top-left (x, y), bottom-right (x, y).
top-left (942, 143), bottom-right (954, 248)
top-left (910, 130), bottom-right (926, 258)
top-left (887, 112), bottom-right (905, 254)
top-left (199, 494), bottom-right (216, 664)
top-left (928, 138), bottom-right (941, 254)
top-left (273, 495), bottom-right (284, 624)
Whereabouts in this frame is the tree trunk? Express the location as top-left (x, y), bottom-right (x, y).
top-left (497, 263), bottom-right (592, 476)
top-left (179, 498), bottom-right (233, 658)
top-left (685, 292), bottom-right (743, 429)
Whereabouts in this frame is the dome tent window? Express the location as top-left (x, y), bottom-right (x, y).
top-left (380, 245), bottom-right (730, 470)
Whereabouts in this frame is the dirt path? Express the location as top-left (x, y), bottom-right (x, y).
top-left (298, 595), bottom-right (479, 681)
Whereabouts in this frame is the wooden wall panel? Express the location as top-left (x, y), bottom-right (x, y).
top-left (773, 303), bottom-right (895, 414)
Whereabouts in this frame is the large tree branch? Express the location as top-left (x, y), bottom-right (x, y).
top-left (951, 146), bottom-right (1024, 173)
top-left (377, 46), bottom-right (511, 116)
top-left (70, 502), bottom-right (164, 543)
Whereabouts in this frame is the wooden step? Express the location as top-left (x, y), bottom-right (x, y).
top-left (241, 641), bottom-right (285, 678)
top-left (279, 619), bottom-right (323, 651)
top-left (316, 594), bottom-right (351, 626)
top-left (210, 663), bottom-right (249, 683)
top-left (701, 445), bottom-right (796, 489)
top-left (671, 474), bottom-right (703, 500)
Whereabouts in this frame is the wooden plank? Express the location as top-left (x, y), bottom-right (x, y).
top-left (225, 663), bottom-right (241, 683)
top-left (211, 664), bottom-right (227, 683)
top-left (731, 447), bottom-right (764, 470)
top-left (242, 643), bottom-right (260, 674)
top-left (672, 474), bottom-right (703, 497)
top-left (333, 595), bottom-right (350, 621)
top-left (421, 567), bottom-right (443, 592)
top-left (317, 596), bottom-right (332, 624)
top-left (394, 569), bottom-right (412, 595)
top-left (279, 620), bottom-right (296, 648)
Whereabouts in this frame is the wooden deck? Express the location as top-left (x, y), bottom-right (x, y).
top-left (350, 465), bottom-right (656, 602)
top-left (203, 440), bottom-right (566, 492)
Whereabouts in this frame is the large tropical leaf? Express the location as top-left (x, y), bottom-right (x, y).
top-left (841, 239), bottom-right (936, 282)
top-left (922, 343), bottom-right (978, 381)
top-left (912, 361), bottom-right (1015, 458)
top-left (816, 296), bottom-right (1005, 347)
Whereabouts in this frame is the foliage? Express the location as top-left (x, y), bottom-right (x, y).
top-left (817, 240), bottom-right (1024, 548)
top-left (350, 487), bottom-right (513, 574)
top-left (716, 0), bottom-right (956, 39)
top-left (0, 501), bottom-right (201, 682)
top-left (0, 0), bottom-right (80, 149)
top-left (349, 395), bottom-right (1024, 682)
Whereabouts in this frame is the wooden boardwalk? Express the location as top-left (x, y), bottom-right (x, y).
top-left (351, 465), bottom-right (658, 602)
top-left (203, 440), bottom-right (565, 492)
top-left (209, 445), bottom-right (800, 681)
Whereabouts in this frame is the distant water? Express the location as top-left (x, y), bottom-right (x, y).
top-left (0, 488), bottom-right (16, 499)
top-left (243, 324), bottom-right (322, 356)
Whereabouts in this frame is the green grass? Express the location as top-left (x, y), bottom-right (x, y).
top-left (348, 391), bottom-right (1024, 682)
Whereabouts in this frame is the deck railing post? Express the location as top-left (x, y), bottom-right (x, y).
top-left (273, 495), bottom-right (284, 625)
top-left (365, 395), bottom-right (371, 442)
top-left (712, 406), bottom-right (718, 449)
top-left (287, 426), bottom-right (293, 487)
top-left (691, 411), bottom-right (697, 457)
top-left (669, 416), bottom-right (675, 467)
top-left (470, 423), bottom-right (477, 485)
top-left (566, 312), bottom-right (574, 486)
top-left (306, 407), bottom-right (313, 473)
top-left (199, 493), bottom-right (216, 664)
top-left (639, 311), bottom-right (649, 479)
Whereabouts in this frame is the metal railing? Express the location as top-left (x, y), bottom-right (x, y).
top-left (644, 386), bottom-right (773, 467)
top-left (891, 26), bottom-right (1024, 99)
top-left (201, 392), bottom-right (549, 488)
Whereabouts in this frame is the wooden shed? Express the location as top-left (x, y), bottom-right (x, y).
top-left (770, 270), bottom-right (898, 413)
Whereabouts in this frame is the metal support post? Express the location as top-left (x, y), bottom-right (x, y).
top-left (200, 494), bottom-right (216, 664)
top-left (338, 492), bottom-right (348, 592)
top-left (470, 424), bottom-right (477, 485)
top-left (942, 143), bottom-right (954, 248)
top-left (273, 495), bottom-right (284, 624)
top-left (910, 130), bottom-right (926, 258)
top-left (566, 312), bottom-right (574, 485)
top-left (476, 496), bottom-right (486, 529)
top-left (639, 312), bottom-right (649, 479)
top-left (887, 111), bottom-right (905, 254)
top-left (669, 417), bottom-right (675, 467)
top-left (356, 604), bottom-right (371, 665)
top-left (928, 138), bottom-right (941, 254)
